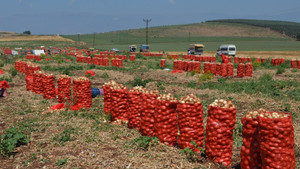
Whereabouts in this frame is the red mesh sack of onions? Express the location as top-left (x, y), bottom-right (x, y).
top-left (205, 99), bottom-right (236, 167)
top-left (227, 63), bottom-right (234, 77)
top-left (15, 60), bottom-right (27, 73)
top-left (177, 94), bottom-right (204, 152)
top-left (109, 82), bottom-right (129, 122)
top-left (237, 64), bottom-right (245, 77)
top-left (154, 93), bottom-right (178, 146)
top-left (42, 73), bottom-right (56, 99)
top-left (240, 109), bottom-right (264, 169)
top-left (73, 77), bottom-right (92, 109)
top-left (258, 111), bottom-right (295, 169)
top-left (25, 75), bottom-right (34, 91)
top-left (216, 63), bottom-right (222, 76)
top-left (245, 63), bottom-right (253, 77)
top-left (221, 63), bottom-right (228, 77)
top-left (102, 80), bottom-right (115, 115)
top-left (210, 63), bottom-right (216, 75)
top-left (127, 86), bottom-right (145, 130)
top-left (140, 90), bottom-right (159, 137)
top-left (57, 75), bottom-right (71, 103)
top-left (290, 59), bottom-right (296, 69)
top-left (33, 71), bottom-right (44, 94)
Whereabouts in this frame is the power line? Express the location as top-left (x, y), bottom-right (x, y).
top-left (143, 19), bottom-right (151, 45)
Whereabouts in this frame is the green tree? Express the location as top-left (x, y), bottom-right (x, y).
top-left (297, 33), bottom-right (300, 41)
top-left (23, 30), bottom-right (31, 35)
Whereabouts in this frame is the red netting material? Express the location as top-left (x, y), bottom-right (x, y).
top-left (177, 94), bottom-right (204, 152)
top-left (57, 75), bottom-right (71, 103)
top-left (205, 100), bottom-right (236, 166)
top-left (43, 73), bottom-right (56, 99)
top-left (140, 90), bottom-right (159, 137)
top-left (110, 83), bottom-right (128, 122)
top-left (258, 112), bottom-right (295, 169)
top-left (127, 86), bottom-right (145, 130)
top-left (240, 111), bottom-right (262, 169)
top-left (73, 77), bottom-right (92, 109)
top-left (155, 94), bottom-right (178, 146)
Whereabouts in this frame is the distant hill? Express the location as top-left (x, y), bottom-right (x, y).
top-left (206, 19), bottom-right (300, 38)
top-left (0, 31), bottom-right (74, 42)
top-left (63, 21), bottom-right (291, 45)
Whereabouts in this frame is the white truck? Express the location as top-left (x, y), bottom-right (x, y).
top-left (217, 44), bottom-right (236, 56)
top-left (188, 44), bottom-right (204, 55)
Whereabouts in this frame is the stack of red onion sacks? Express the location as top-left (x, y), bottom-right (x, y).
top-left (240, 109), bottom-right (264, 169)
top-left (43, 73), bottom-right (56, 99)
top-left (127, 86), bottom-right (145, 130)
top-left (204, 62), bottom-right (210, 73)
top-left (15, 60), bottom-right (27, 73)
top-left (237, 64), bottom-right (245, 77)
top-left (258, 111), bottom-right (295, 169)
top-left (129, 55), bottom-right (136, 61)
top-left (160, 59), bottom-right (166, 68)
top-left (73, 77), bottom-right (92, 109)
top-left (177, 94), bottom-right (204, 152)
top-left (290, 59), bottom-right (297, 68)
top-left (210, 63), bottom-right (216, 75)
top-left (227, 63), bottom-right (234, 77)
top-left (57, 75), bottom-right (71, 103)
top-left (110, 82), bottom-right (129, 122)
top-left (245, 63), bottom-right (253, 77)
top-left (140, 90), bottom-right (159, 137)
top-left (216, 63), bottom-right (222, 76)
top-left (33, 71), bottom-right (44, 94)
top-left (221, 64), bottom-right (227, 77)
top-left (297, 60), bottom-right (300, 69)
top-left (102, 80), bottom-right (115, 115)
top-left (205, 99), bottom-right (236, 167)
top-left (155, 93), bottom-right (178, 146)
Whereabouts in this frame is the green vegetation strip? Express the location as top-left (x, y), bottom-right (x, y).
top-left (186, 74), bottom-right (300, 101)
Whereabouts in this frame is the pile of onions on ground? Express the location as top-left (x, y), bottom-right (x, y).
top-left (177, 94), bottom-right (204, 152)
top-left (205, 99), bottom-right (236, 167)
top-left (155, 93), bottom-right (178, 146)
top-left (109, 81), bottom-right (129, 122)
top-left (127, 86), bottom-right (145, 130)
top-left (140, 89), bottom-right (159, 137)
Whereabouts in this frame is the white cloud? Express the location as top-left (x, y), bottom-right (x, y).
top-left (168, 0), bottom-right (175, 4)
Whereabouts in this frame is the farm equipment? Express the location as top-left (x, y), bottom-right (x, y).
top-left (140, 44), bottom-right (149, 52)
top-left (188, 44), bottom-right (204, 55)
top-left (129, 45), bottom-right (137, 52)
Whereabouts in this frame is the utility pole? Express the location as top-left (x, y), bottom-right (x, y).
top-left (93, 32), bottom-right (96, 48)
top-left (143, 19), bottom-right (151, 45)
top-left (77, 33), bottom-right (81, 48)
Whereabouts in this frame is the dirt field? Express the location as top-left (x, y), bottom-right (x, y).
top-left (0, 53), bottom-right (299, 168)
top-left (0, 35), bottom-right (74, 42)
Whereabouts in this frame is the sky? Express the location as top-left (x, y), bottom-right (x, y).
top-left (0, 0), bottom-right (300, 35)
